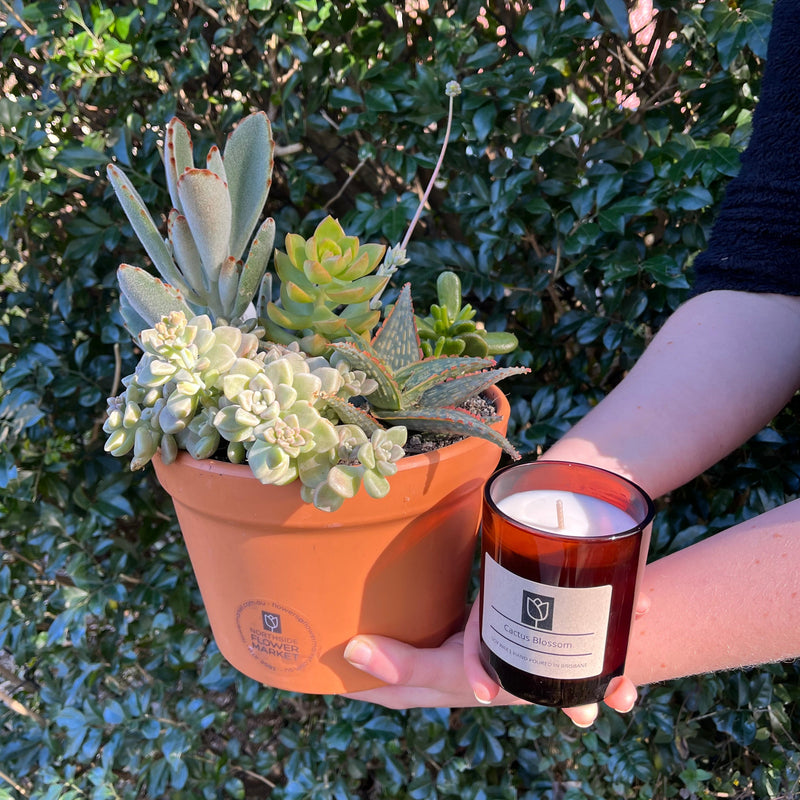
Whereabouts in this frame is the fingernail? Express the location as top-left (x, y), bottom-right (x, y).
top-left (473, 686), bottom-right (493, 705)
top-left (568, 709), bottom-right (598, 728)
top-left (344, 639), bottom-right (372, 670)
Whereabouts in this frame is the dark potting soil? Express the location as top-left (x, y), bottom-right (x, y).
top-left (402, 393), bottom-right (497, 456)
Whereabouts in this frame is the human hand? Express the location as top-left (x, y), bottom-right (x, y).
top-left (344, 594), bottom-right (648, 726)
top-left (343, 624), bottom-right (528, 709)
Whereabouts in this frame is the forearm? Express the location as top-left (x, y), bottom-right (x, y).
top-left (625, 499), bottom-right (800, 685)
top-left (344, 291), bottom-right (800, 710)
top-left (545, 290), bottom-right (800, 498)
top-left (545, 289), bottom-right (800, 686)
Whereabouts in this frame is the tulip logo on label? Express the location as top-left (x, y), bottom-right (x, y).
top-left (521, 591), bottom-right (554, 630)
top-left (262, 612), bottom-right (282, 633)
top-left (237, 599), bottom-right (317, 674)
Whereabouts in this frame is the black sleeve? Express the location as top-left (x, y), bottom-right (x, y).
top-left (692, 0), bottom-right (800, 296)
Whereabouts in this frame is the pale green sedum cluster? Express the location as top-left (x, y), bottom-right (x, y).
top-left (104, 312), bottom-right (406, 512)
top-left (104, 312), bottom-right (259, 469)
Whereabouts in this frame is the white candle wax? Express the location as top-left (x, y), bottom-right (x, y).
top-left (496, 489), bottom-right (636, 537)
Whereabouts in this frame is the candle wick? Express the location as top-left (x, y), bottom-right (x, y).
top-left (556, 499), bottom-right (565, 531)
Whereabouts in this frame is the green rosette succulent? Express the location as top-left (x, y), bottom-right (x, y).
top-left (263, 215), bottom-right (389, 355)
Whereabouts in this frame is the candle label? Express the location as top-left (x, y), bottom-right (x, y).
top-left (482, 555), bottom-right (612, 680)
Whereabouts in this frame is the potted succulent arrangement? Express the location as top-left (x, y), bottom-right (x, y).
top-left (103, 84), bottom-right (529, 693)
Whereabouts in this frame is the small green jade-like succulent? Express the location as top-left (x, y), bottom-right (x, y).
top-left (417, 271), bottom-right (519, 358)
top-left (326, 284), bottom-right (529, 457)
top-left (107, 112), bottom-right (276, 337)
top-left (103, 312), bottom-right (407, 512)
top-left (263, 215), bottom-right (389, 355)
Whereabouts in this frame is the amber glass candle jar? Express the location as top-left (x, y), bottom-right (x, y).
top-left (479, 461), bottom-right (655, 707)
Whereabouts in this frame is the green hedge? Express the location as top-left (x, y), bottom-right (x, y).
top-left (2, 1), bottom-right (799, 797)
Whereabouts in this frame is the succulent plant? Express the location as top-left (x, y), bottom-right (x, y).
top-left (103, 313), bottom-right (260, 468)
top-left (326, 284), bottom-right (528, 457)
top-left (417, 271), bottom-right (519, 358)
top-left (104, 87), bottom-right (530, 511)
top-left (262, 215), bottom-right (389, 356)
top-left (107, 112), bottom-right (275, 337)
top-left (297, 424), bottom-right (407, 512)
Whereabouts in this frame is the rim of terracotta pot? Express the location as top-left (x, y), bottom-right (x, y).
top-left (155, 384), bottom-right (511, 525)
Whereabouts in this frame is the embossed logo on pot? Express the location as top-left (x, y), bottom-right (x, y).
top-left (236, 600), bottom-right (317, 674)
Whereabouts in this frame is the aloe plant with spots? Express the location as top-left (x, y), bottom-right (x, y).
top-left (327, 283), bottom-right (528, 458)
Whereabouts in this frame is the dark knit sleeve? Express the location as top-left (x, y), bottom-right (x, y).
top-left (692, 0), bottom-right (800, 295)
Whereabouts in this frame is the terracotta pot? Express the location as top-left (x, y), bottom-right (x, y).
top-left (152, 386), bottom-right (510, 694)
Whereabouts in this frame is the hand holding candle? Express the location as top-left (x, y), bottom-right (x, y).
top-left (480, 461), bottom-right (654, 707)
